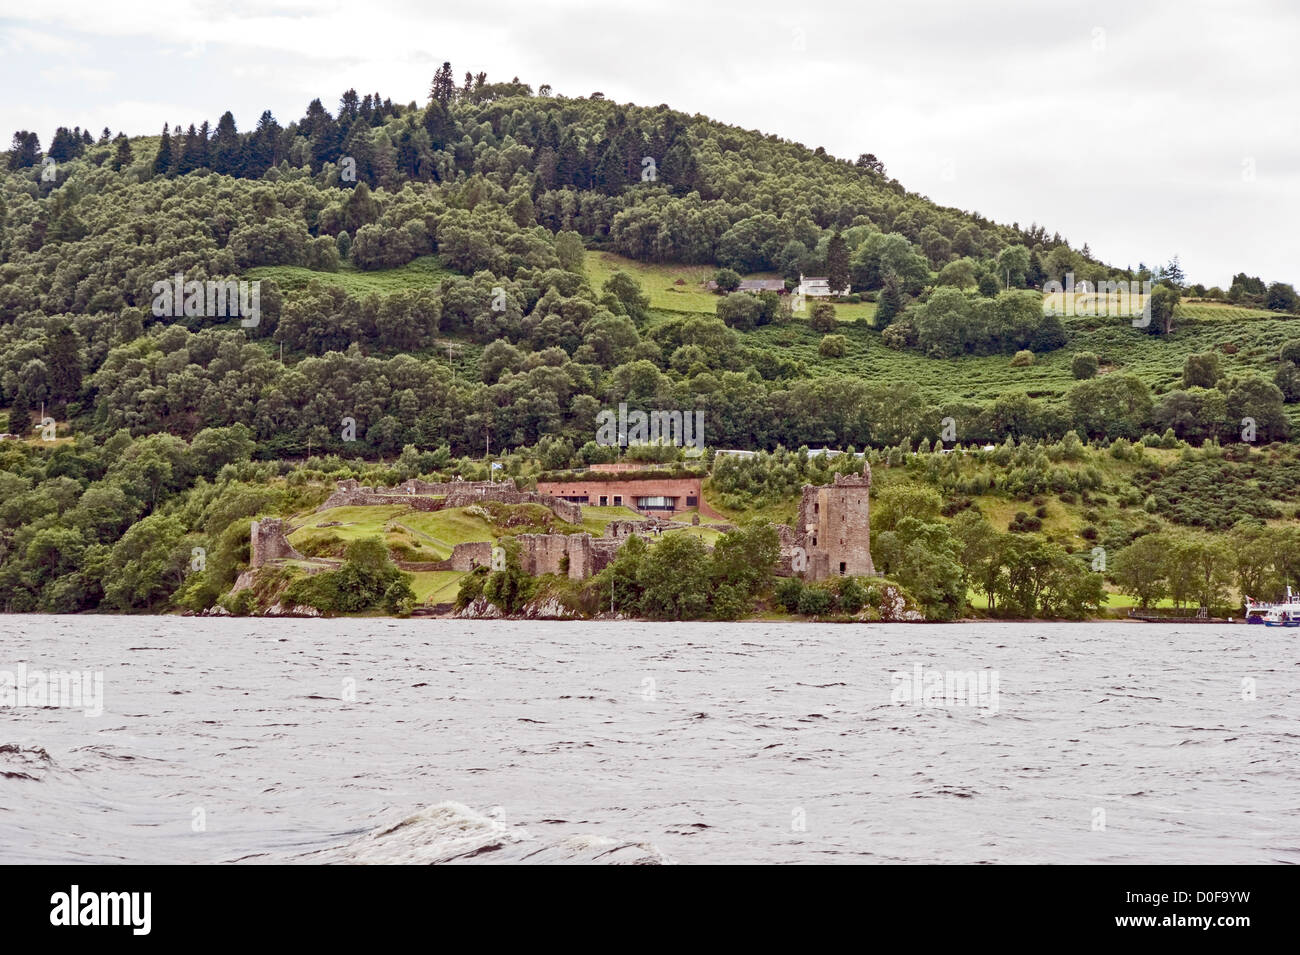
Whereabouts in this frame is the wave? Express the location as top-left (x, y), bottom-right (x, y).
top-left (289, 801), bottom-right (673, 865)
top-left (0, 743), bottom-right (57, 781)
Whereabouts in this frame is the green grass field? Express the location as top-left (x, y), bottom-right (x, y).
top-left (1178, 302), bottom-right (1280, 322)
top-left (393, 507), bottom-right (498, 550)
top-left (585, 250), bottom-right (878, 323)
top-left (247, 255), bottom-right (453, 296)
top-left (585, 251), bottom-right (720, 313)
top-left (288, 505), bottom-right (406, 538)
top-left (577, 504), bottom-right (647, 534)
top-left (286, 503), bottom-right (498, 561)
top-left (286, 499), bottom-right (664, 556)
top-left (663, 525), bottom-right (726, 546)
top-left (408, 570), bottom-right (466, 604)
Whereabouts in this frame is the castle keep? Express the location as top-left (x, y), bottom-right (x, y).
top-left (791, 461), bottom-right (874, 581)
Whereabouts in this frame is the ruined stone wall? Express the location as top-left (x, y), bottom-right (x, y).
top-left (542, 495), bottom-right (582, 524)
top-left (566, 534), bottom-right (621, 580)
top-left (250, 518), bottom-right (305, 568)
top-left (515, 533), bottom-right (570, 576)
top-left (774, 524), bottom-right (800, 576)
top-left (396, 478), bottom-right (497, 495)
top-left (316, 479), bottom-right (581, 524)
top-left (603, 518), bottom-right (689, 539)
top-left (443, 541), bottom-right (493, 572)
top-left (443, 487), bottom-right (582, 523)
top-left (317, 488), bottom-right (445, 512)
top-left (433, 532), bottom-right (637, 581)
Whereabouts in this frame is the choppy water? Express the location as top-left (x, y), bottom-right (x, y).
top-left (1, 617), bottom-right (1296, 864)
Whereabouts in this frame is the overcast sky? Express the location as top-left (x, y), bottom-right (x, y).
top-left (1, 0), bottom-right (1296, 288)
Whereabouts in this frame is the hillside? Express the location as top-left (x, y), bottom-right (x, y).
top-left (2, 69), bottom-right (1299, 617)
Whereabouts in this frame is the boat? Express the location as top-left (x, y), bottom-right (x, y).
top-left (1264, 606), bottom-right (1300, 627)
top-left (1245, 587), bottom-right (1300, 626)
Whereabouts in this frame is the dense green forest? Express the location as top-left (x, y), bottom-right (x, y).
top-left (1, 66), bottom-right (1298, 616)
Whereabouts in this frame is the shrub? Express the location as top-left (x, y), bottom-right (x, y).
top-left (880, 321), bottom-right (915, 350)
top-left (1011, 350), bottom-right (1035, 367)
top-left (456, 566), bottom-right (488, 609)
top-left (775, 577), bottom-right (804, 613)
top-left (838, 577), bottom-right (866, 615)
top-left (796, 586), bottom-right (833, 616)
top-left (1009, 512), bottom-right (1043, 533)
top-left (713, 268), bottom-right (741, 293)
top-left (220, 588), bottom-right (255, 616)
top-left (711, 582), bottom-right (752, 620)
top-left (819, 334), bottom-right (848, 357)
top-left (1183, 351), bottom-right (1220, 388)
top-left (809, 301), bottom-right (838, 332)
top-left (383, 579), bottom-right (415, 616)
top-left (716, 292), bottom-right (763, 330)
top-left (1071, 352), bottom-right (1100, 379)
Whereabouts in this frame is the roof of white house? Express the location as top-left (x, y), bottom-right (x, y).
top-left (797, 274), bottom-right (843, 295)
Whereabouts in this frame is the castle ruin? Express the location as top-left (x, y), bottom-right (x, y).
top-left (250, 518), bottom-right (305, 568)
top-left (247, 464), bottom-right (871, 589)
top-left (789, 461), bottom-right (874, 581)
top-left (318, 478), bottom-right (582, 524)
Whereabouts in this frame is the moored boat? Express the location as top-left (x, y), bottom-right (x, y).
top-left (1246, 587), bottom-right (1300, 627)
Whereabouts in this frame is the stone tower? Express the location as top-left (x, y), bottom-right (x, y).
top-left (250, 518), bottom-right (304, 568)
top-left (795, 460), bottom-right (873, 581)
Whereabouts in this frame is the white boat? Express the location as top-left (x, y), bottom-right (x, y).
top-left (1245, 587), bottom-right (1300, 626)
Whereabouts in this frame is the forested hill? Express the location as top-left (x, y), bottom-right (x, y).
top-left (3, 66), bottom-right (1300, 615)
top-left (3, 63), bottom-right (1297, 461)
top-left (7, 67), bottom-right (1089, 271)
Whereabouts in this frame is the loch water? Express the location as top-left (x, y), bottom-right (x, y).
top-left (1, 616), bottom-right (1295, 864)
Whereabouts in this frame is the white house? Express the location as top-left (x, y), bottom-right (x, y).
top-left (797, 273), bottom-right (847, 297)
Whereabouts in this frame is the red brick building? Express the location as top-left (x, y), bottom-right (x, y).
top-left (536, 475), bottom-right (704, 516)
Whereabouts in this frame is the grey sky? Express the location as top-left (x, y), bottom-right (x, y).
top-left (1, 0), bottom-right (1296, 287)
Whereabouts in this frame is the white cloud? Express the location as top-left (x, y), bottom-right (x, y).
top-left (38, 66), bottom-right (114, 88)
